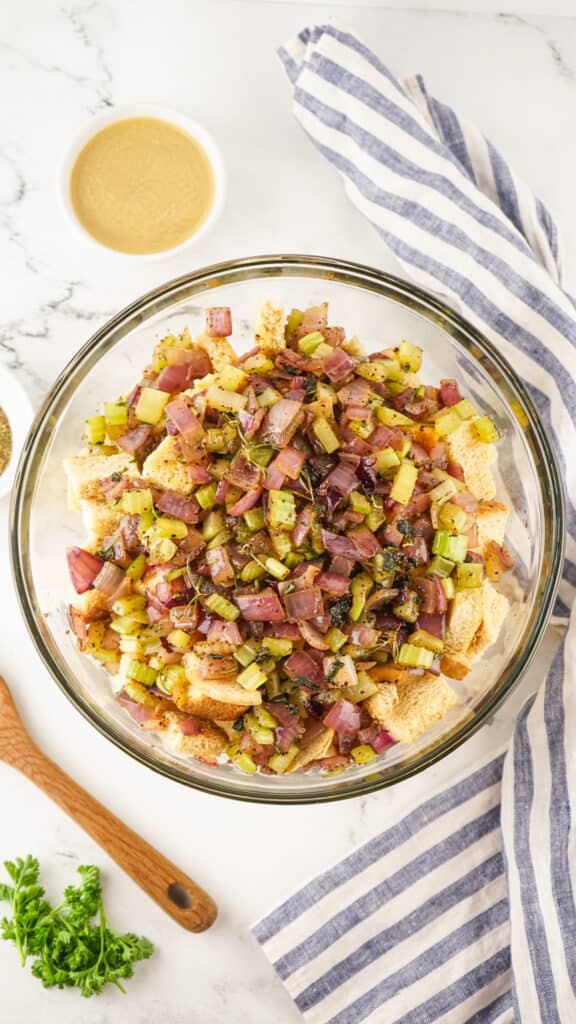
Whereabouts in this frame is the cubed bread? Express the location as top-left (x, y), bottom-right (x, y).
top-left (81, 499), bottom-right (125, 547)
top-left (142, 435), bottom-right (194, 496)
top-left (154, 711), bottom-right (228, 764)
top-left (254, 300), bottom-right (285, 355)
top-left (446, 419), bottom-right (497, 501)
top-left (175, 655), bottom-right (262, 720)
top-left (468, 580), bottom-right (510, 659)
top-left (70, 588), bottom-right (109, 620)
top-left (368, 674), bottom-right (459, 744)
top-left (445, 589), bottom-right (484, 654)
top-left (64, 452), bottom-right (138, 503)
top-left (287, 728), bottom-right (335, 772)
top-left (365, 683), bottom-right (400, 723)
top-left (195, 332), bottom-right (237, 372)
top-left (440, 652), bottom-right (472, 680)
top-left (474, 501), bottom-right (509, 550)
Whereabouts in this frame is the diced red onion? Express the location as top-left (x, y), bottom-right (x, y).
top-left (206, 545), bottom-right (235, 587)
top-left (238, 407), bottom-right (266, 440)
top-left (165, 346), bottom-right (212, 376)
top-left (324, 460), bottom-right (358, 498)
top-left (284, 587), bottom-right (323, 622)
top-left (321, 530), bottom-right (358, 560)
top-left (368, 425), bottom-right (405, 451)
top-left (414, 576), bottom-right (448, 614)
top-left (274, 446), bottom-right (306, 480)
top-left (381, 524), bottom-right (403, 547)
top-left (349, 527), bottom-right (381, 558)
top-left (207, 619), bottom-right (243, 645)
top-left (346, 624), bottom-right (380, 647)
top-left (214, 478), bottom-right (229, 503)
top-left (297, 619), bottom-right (330, 650)
top-left (228, 488), bottom-right (263, 517)
top-left (358, 723), bottom-right (395, 752)
top-left (100, 475), bottom-right (130, 499)
top-left (206, 306), bottom-right (232, 337)
top-left (330, 555), bottom-right (354, 577)
top-left (155, 490), bottom-right (200, 523)
top-left (261, 399), bottom-right (304, 446)
top-left (116, 690), bottom-right (156, 723)
top-left (264, 462), bottom-right (286, 491)
top-left (292, 505), bottom-right (312, 547)
top-left (323, 347), bottom-right (354, 383)
top-left (156, 362), bottom-right (194, 393)
top-left (301, 304), bottom-right (328, 334)
top-left (68, 605), bottom-right (88, 648)
top-left (275, 723), bottom-right (302, 753)
top-left (323, 699), bottom-right (361, 735)
top-left (403, 536), bottom-right (428, 565)
top-left (440, 379), bottom-right (462, 407)
top-left (264, 702), bottom-right (300, 728)
top-left (117, 424), bottom-right (152, 452)
top-left (447, 461), bottom-right (465, 482)
top-left (165, 399), bottom-right (204, 441)
top-left (452, 491), bottom-right (479, 512)
top-left (227, 456), bottom-right (262, 491)
top-left (317, 572), bottom-right (351, 596)
top-left (235, 589), bottom-right (285, 621)
top-left (67, 547), bottom-right (104, 594)
top-left (416, 613), bottom-right (446, 638)
top-left (178, 716), bottom-right (202, 736)
top-left (92, 561), bottom-right (125, 597)
top-left (338, 378), bottom-right (372, 406)
top-left (188, 463), bottom-right (212, 485)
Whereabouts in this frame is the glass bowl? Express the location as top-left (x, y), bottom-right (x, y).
top-left (10, 255), bottom-right (565, 803)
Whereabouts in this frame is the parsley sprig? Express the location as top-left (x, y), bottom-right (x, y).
top-left (0, 856), bottom-right (153, 997)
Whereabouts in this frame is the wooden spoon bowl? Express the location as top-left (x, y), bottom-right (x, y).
top-left (0, 675), bottom-right (217, 932)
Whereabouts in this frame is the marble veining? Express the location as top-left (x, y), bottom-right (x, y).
top-left (0, 2), bottom-right (573, 1021)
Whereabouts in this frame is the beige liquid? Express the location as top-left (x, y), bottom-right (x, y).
top-left (70, 117), bottom-right (216, 254)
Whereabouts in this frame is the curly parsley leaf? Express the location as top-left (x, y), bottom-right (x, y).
top-left (0, 857), bottom-right (153, 997)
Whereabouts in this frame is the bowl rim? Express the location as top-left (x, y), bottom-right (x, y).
top-left (10, 254), bottom-right (566, 803)
top-left (58, 104), bottom-right (227, 261)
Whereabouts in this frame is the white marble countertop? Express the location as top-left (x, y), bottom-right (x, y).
top-left (0, 2), bottom-right (573, 1021)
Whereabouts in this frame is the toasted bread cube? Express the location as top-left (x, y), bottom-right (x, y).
top-left (175, 654), bottom-right (261, 720)
top-left (195, 332), bottom-right (237, 372)
top-left (368, 675), bottom-right (459, 744)
top-left (446, 419), bottom-right (497, 501)
top-left (80, 499), bottom-right (125, 547)
top-left (474, 501), bottom-right (509, 550)
top-left (142, 435), bottom-right (194, 496)
top-left (445, 589), bottom-right (484, 654)
top-left (469, 580), bottom-right (510, 659)
top-left (64, 453), bottom-right (137, 504)
top-left (287, 729), bottom-right (335, 772)
top-left (440, 652), bottom-right (472, 680)
top-left (155, 711), bottom-right (228, 764)
top-left (254, 300), bottom-right (285, 355)
top-left (70, 588), bottom-right (109, 620)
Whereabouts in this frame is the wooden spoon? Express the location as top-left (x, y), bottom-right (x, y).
top-left (0, 675), bottom-right (217, 932)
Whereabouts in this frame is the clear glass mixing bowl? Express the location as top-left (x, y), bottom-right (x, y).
top-left (10, 255), bottom-right (565, 803)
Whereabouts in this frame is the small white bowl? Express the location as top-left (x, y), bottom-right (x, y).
top-left (59, 105), bottom-right (226, 261)
top-left (0, 364), bottom-right (34, 501)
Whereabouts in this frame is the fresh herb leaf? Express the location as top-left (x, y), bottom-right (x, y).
top-left (396, 519), bottom-right (415, 538)
top-left (0, 857), bottom-right (153, 997)
top-left (329, 595), bottom-right (353, 628)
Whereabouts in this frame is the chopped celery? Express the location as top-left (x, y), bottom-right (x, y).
top-left (268, 490), bottom-right (296, 530)
top-left (409, 629), bottom-right (445, 654)
top-left (109, 612), bottom-right (149, 635)
top-left (298, 331), bottom-right (324, 355)
top-left (237, 663), bottom-right (267, 692)
top-left (398, 643), bottom-right (434, 669)
top-left (437, 502), bottom-right (468, 533)
top-left (428, 478), bottom-right (459, 504)
top-left (454, 399), bottom-right (476, 420)
top-left (271, 531), bottom-right (293, 560)
top-left (351, 744), bottom-right (376, 765)
top-left (233, 752), bottom-right (258, 774)
top-left (376, 406), bottom-right (414, 427)
top-left (203, 509), bottom-right (226, 540)
top-left (206, 529), bottom-right (233, 550)
top-left (397, 339), bottom-right (422, 373)
top-left (127, 660), bottom-right (158, 686)
top-left (456, 563), bottom-right (484, 589)
top-left (205, 425), bottom-right (236, 451)
top-left (366, 503), bottom-right (386, 533)
top-left (348, 418), bottom-right (373, 439)
top-left (268, 745), bottom-right (299, 773)
top-left (112, 594), bottom-right (147, 616)
top-left (326, 626), bottom-right (348, 652)
top-left (284, 551), bottom-right (304, 569)
top-left (204, 593), bottom-right (240, 621)
top-left (312, 342), bottom-right (333, 359)
top-left (393, 591), bottom-right (420, 623)
top-left (244, 712), bottom-right (275, 745)
top-left (427, 555), bottom-right (456, 578)
top-left (84, 415), bottom-right (106, 445)
top-left (312, 416), bottom-right (340, 454)
top-left (205, 385), bottom-right (247, 413)
top-left (264, 557), bottom-right (290, 581)
top-left (432, 530), bottom-right (468, 563)
top-left (240, 560), bottom-right (266, 583)
top-left (254, 705), bottom-right (278, 729)
top-left (135, 388), bottom-right (169, 425)
top-left (286, 308), bottom-right (303, 335)
top-left (122, 488), bottom-right (154, 515)
top-left (261, 637), bottom-right (293, 658)
top-left (138, 509), bottom-right (155, 535)
top-left (234, 642), bottom-right (259, 667)
top-left (244, 507), bottom-right (266, 531)
top-left (356, 359), bottom-right (403, 383)
top-left (474, 416), bottom-right (500, 443)
top-left (242, 353), bottom-right (274, 374)
top-left (441, 576), bottom-right (456, 600)
top-left (92, 648), bottom-right (119, 664)
top-left (104, 401), bottom-right (128, 427)
top-left (349, 491), bottom-right (372, 516)
top-left (85, 621), bottom-right (106, 653)
top-left (340, 672), bottom-right (379, 703)
top-left (153, 517), bottom-right (188, 540)
top-left (257, 387), bottom-right (282, 408)
top-left (350, 572), bottom-right (373, 622)
top-left (390, 462), bottom-right (418, 505)
top-left (166, 629), bottom-right (193, 650)
top-left (125, 680), bottom-right (157, 707)
top-left (211, 459), bottom-right (231, 480)
top-left (247, 445), bottom-right (275, 467)
top-left (147, 537), bottom-right (177, 563)
top-left (374, 447), bottom-right (401, 473)
top-left (435, 408), bottom-right (462, 437)
top-left (156, 663), bottom-right (186, 694)
top-left (216, 365), bottom-right (247, 392)
top-left (196, 482), bottom-right (218, 510)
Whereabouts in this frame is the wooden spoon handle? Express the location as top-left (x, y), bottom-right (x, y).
top-left (9, 739), bottom-right (217, 932)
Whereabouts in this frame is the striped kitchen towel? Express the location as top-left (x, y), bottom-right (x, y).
top-left (251, 26), bottom-right (576, 1024)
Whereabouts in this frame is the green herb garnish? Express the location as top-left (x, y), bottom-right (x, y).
top-left (0, 856), bottom-right (153, 997)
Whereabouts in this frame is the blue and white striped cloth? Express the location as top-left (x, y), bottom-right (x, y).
top-left (251, 26), bottom-right (576, 1024)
